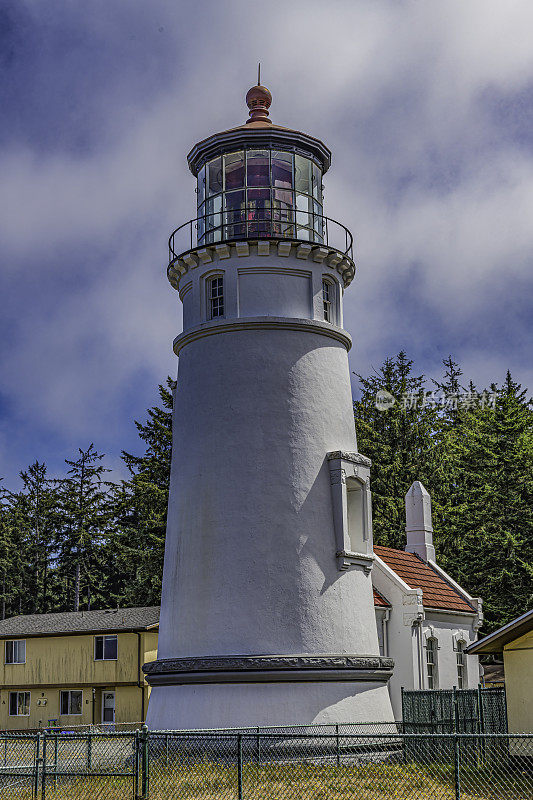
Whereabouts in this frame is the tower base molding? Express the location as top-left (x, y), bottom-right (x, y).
top-left (143, 654), bottom-right (393, 686)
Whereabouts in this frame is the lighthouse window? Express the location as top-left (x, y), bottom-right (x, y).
top-left (295, 155), bottom-right (311, 195)
top-left (323, 281), bottom-right (333, 322)
top-left (208, 157), bottom-right (223, 195)
top-left (208, 276), bottom-right (224, 319)
top-left (272, 151), bottom-right (293, 189)
top-left (224, 152), bottom-right (245, 190)
top-left (246, 150), bottom-right (270, 187)
top-left (197, 150), bottom-right (323, 246)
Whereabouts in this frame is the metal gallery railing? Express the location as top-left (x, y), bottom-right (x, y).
top-left (168, 208), bottom-right (354, 266)
top-left (0, 725), bottom-right (531, 799)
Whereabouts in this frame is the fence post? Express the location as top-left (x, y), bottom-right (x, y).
top-left (336, 723), bottom-right (340, 767)
top-left (477, 685), bottom-right (484, 733)
top-left (453, 733), bottom-right (461, 800)
top-left (87, 731), bottom-right (92, 772)
top-left (256, 727), bottom-right (260, 766)
top-left (140, 724), bottom-right (149, 799)
top-left (134, 729), bottom-right (139, 798)
top-left (237, 734), bottom-right (243, 800)
top-left (165, 733), bottom-right (169, 769)
top-left (36, 732), bottom-right (44, 800)
top-left (53, 733), bottom-right (58, 790)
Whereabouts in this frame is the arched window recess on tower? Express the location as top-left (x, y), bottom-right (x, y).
top-left (327, 451), bottom-right (374, 572)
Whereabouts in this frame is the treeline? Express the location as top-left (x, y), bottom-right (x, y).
top-left (0, 358), bottom-right (531, 633)
top-left (354, 353), bottom-right (533, 632)
top-left (0, 381), bottom-right (173, 619)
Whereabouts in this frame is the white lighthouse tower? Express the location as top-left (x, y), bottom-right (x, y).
top-left (143, 83), bottom-right (394, 728)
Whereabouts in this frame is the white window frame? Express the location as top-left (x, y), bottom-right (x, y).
top-left (207, 275), bottom-right (224, 320)
top-left (9, 691), bottom-right (30, 716)
top-left (94, 635), bottom-right (118, 662)
top-left (60, 689), bottom-right (83, 716)
top-left (425, 637), bottom-right (439, 689)
top-left (5, 640), bottom-right (26, 664)
top-left (456, 640), bottom-right (467, 689)
top-left (322, 279), bottom-right (335, 323)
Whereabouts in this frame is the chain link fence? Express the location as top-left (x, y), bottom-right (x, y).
top-left (0, 727), bottom-right (530, 799)
top-left (402, 687), bottom-right (507, 734)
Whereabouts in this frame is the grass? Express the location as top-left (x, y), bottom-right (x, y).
top-left (3, 758), bottom-right (528, 800)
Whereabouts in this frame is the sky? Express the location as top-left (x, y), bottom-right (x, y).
top-left (1, 0), bottom-right (532, 487)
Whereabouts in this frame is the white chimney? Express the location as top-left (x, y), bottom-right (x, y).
top-left (405, 481), bottom-right (436, 562)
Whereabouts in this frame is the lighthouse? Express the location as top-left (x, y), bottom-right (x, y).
top-left (143, 82), bottom-right (394, 728)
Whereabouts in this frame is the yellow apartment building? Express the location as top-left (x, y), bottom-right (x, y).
top-left (0, 607), bottom-right (159, 730)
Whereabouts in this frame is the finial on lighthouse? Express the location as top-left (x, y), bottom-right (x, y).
top-left (245, 65), bottom-right (272, 125)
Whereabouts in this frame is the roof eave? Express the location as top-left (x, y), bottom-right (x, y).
top-left (187, 127), bottom-right (332, 177)
top-left (466, 609), bottom-right (533, 655)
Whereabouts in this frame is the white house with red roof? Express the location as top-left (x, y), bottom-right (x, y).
top-left (371, 481), bottom-right (483, 718)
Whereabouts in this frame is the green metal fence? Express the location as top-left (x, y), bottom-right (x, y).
top-left (402, 687), bottom-right (508, 734)
top-left (0, 726), bottom-right (530, 799)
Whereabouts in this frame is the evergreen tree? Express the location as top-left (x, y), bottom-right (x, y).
top-left (353, 352), bottom-right (442, 549)
top-left (4, 463), bottom-right (60, 615)
top-left (443, 373), bottom-right (533, 630)
top-left (56, 445), bottom-right (110, 612)
top-left (105, 380), bottom-right (173, 606)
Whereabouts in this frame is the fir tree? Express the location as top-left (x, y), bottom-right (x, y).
top-left (56, 445), bottom-right (110, 612)
top-left (443, 373), bottom-right (533, 630)
top-left (353, 352), bottom-right (441, 549)
top-left (106, 380), bottom-right (173, 606)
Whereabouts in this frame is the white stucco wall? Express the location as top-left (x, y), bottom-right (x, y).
top-left (148, 682), bottom-right (392, 730)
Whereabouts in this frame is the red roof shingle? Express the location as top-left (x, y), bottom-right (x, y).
top-left (373, 587), bottom-right (391, 607)
top-left (373, 546), bottom-right (475, 613)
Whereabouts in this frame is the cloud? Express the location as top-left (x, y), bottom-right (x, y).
top-left (0, 0), bottom-right (532, 485)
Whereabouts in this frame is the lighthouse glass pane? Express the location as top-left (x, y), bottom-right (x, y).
top-left (207, 157), bottom-right (223, 196)
top-left (197, 166), bottom-right (206, 208)
top-left (247, 188), bottom-right (271, 235)
top-left (312, 162), bottom-right (322, 201)
top-left (247, 150), bottom-right (270, 187)
top-left (313, 200), bottom-right (324, 242)
top-left (206, 195), bottom-right (222, 242)
top-left (296, 192), bottom-right (312, 239)
top-left (224, 190), bottom-right (246, 238)
top-left (273, 188), bottom-right (295, 238)
top-left (224, 152), bottom-right (245, 190)
top-left (197, 203), bottom-right (206, 244)
top-left (295, 155), bottom-right (311, 195)
top-left (272, 151), bottom-right (293, 188)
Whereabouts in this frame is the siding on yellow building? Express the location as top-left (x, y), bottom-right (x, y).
top-left (0, 609), bottom-right (159, 731)
top-left (503, 629), bottom-right (533, 734)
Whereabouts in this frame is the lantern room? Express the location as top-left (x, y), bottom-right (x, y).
top-left (168, 82), bottom-right (355, 290)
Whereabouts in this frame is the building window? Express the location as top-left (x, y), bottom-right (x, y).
top-left (9, 691), bottom-right (30, 716)
top-left (322, 280), bottom-right (333, 322)
top-left (60, 690), bottom-right (82, 716)
top-left (207, 276), bottom-right (224, 319)
top-left (94, 635), bottom-right (118, 661)
top-left (426, 637), bottom-right (439, 689)
top-left (456, 640), bottom-right (466, 689)
top-left (5, 640), bottom-right (26, 664)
